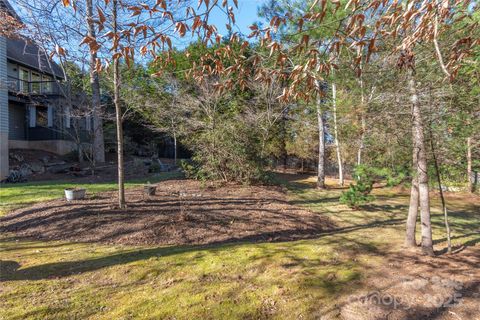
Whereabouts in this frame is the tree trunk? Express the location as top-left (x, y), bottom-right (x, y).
top-left (332, 81), bottom-right (344, 186)
top-left (408, 69), bottom-right (434, 256)
top-left (280, 112), bottom-right (288, 173)
top-left (430, 129), bottom-right (451, 253)
top-left (357, 68), bottom-right (366, 167)
top-left (77, 143), bottom-right (84, 163)
top-left (112, 0), bottom-right (125, 209)
top-left (173, 132), bottom-right (177, 165)
top-left (315, 80), bottom-right (326, 189)
top-left (405, 143), bottom-right (419, 248)
top-left (86, 0), bottom-right (105, 164)
top-left (357, 115), bottom-right (366, 166)
top-left (467, 136), bottom-right (473, 193)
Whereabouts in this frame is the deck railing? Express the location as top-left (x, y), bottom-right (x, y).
top-left (7, 76), bottom-right (64, 95)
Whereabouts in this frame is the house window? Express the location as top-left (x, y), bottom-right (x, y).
top-left (42, 75), bottom-right (52, 93)
top-left (36, 106), bottom-right (48, 127)
top-left (31, 72), bottom-right (41, 93)
top-left (19, 68), bottom-right (29, 93)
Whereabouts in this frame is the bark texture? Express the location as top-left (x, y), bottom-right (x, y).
top-left (405, 147), bottom-right (419, 248)
top-left (408, 69), bottom-right (434, 256)
top-left (357, 70), bottom-right (366, 166)
top-left (332, 81), bottom-right (344, 186)
top-left (86, 0), bottom-right (105, 164)
top-left (112, 0), bottom-right (125, 209)
top-left (315, 80), bottom-right (326, 189)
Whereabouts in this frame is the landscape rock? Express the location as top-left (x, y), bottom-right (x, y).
top-left (29, 161), bottom-right (46, 174)
top-left (9, 153), bottom-right (24, 162)
top-left (47, 164), bottom-right (71, 174)
top-left (45, 161), bottom-right (66, 167)
top-left (40, 156), bottom-right (50, 164)
top-left (5, 170), bottom-right (28, 183)
top-left (19, 163), bottom-right (33, 176)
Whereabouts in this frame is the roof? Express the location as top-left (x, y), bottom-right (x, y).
top-left (0, 0), bottom-right (22, 23)
top-left (1, 0), bottom-right (64, 79)
top-left (7, 37), bottom-right (65, 79)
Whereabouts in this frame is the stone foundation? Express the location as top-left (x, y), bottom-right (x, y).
top-left (9, 139), bottom-right (77, 155)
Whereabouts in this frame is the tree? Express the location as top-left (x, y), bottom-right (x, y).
top-left (59, 0), bottom-right (240, 206)
top-left (86, 0), bottom-right (105, 164)
top-left (196, 0), bottom-right (478, 255)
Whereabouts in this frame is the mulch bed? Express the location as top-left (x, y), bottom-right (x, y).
top-left (0, 179), bottom-right (336, 246)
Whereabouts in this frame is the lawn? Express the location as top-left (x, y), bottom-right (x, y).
top-left (0, 175), bottom-right (479, 319)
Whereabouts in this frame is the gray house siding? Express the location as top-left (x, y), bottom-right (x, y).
top-left (8, 102), bottom-right (25, 140)
top-left (7, 61), bottom-right (16, 78)
top-left (1, 36), bottom-right (9, 178)
top-left (0, 38), bottom-right (7, 133)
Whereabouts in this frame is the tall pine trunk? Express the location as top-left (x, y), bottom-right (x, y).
top-left (405, 141), bottom-right (419, 248)
top-left (408, 69), bottom-right (434, 256)
top-left (357, 68), bottom-right (366, 166)
top-left (112, 0), bottom-right (125, 209)
top-left (86, 0), bottom-right (105, 164)
top-left (315, 80), bottom-right (326, 189)
top-left (332, 81), bottom-right (344, 186)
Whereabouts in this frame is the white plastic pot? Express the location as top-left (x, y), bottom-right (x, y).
top-left (64, 188), bottom-right (86, 201)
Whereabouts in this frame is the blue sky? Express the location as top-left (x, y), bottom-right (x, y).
top-left (172, 0), bottom-right (267, 48)
top-left (210, 0), bottom-right (267, 36)
top-left (11, 0), bottom-right (267, 49)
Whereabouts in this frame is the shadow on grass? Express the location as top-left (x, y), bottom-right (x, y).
top-left (0, 213), bottom-right (403, 283)
top-left (0, 244), bottom-right (212, 281)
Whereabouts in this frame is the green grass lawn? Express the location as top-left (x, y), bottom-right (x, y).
top-left (0, 172), bottom-right (182, 215)
top-left (0, 175), bottom-right (478, 319)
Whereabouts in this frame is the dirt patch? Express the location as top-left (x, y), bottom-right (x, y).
top-left (0, 179), bottom-right (336, 246)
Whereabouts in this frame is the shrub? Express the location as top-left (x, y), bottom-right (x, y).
top-left (340, 165), bottom-right (376, 208)
top-left (182, 119), bottom-right (269, 184)
top-left (148, 162), bottom-right (161, 173)
top-left (340, 181), bottom-right (374, 209)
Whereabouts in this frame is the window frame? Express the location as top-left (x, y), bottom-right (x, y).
top-left (19, 67), bottom-right (30, 93)
top-left (31, 72), bottom-right (41, 93)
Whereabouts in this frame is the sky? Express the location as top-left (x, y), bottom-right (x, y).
top-left (173, 0), bottom-right (267, 48)
top-left (210, 0), bottom-right (267, 36)
top-left (10, 0), bottom-right (267, 50)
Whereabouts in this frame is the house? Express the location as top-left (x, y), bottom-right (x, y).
top-left (1, 0), bottom-right (94, 179)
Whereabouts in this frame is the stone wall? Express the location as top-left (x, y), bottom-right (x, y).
top-left (9, 139), bottom-right (78, 155)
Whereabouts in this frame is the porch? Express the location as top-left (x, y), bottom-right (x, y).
top-left (7, 75), bottom-right (65, 96)
top-left (7, 101), bottom-right (91, 155)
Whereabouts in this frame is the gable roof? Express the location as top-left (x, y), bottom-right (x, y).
top-left (0, 0), bottom-right (22, 23)
top-left (7, 37), bottom-right (64, 79)
top-left (1, 0), bottom-right (64, 79)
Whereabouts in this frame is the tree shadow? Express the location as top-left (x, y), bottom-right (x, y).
top-left (0, 244), bottom-right (210, 281)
